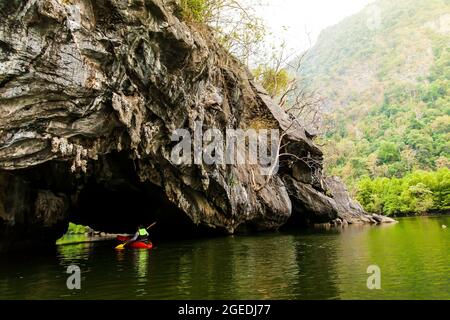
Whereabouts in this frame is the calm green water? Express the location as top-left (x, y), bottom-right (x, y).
top-left (0, 216), bottom-right (449, 300)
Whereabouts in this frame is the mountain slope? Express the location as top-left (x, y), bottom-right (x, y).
top-left (300, 0), bottom-right (449, 109)
top-left (293, 0), bottom-right (450, 192)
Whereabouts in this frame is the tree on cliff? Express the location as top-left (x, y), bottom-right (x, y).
top-left (180, 0), bottom-right (266, 65)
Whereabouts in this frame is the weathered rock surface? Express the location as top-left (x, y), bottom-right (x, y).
top-left (0, 0), bottom-right (385, 252)
top-left (324, 176), bottom-right (371, 224)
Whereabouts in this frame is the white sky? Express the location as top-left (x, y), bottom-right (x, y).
top-left (254, 0), bottom-right (374, 54)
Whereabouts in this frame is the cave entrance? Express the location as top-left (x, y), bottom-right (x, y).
top-left (71, 152), bottom-right (207, 241)
top-left (72, 175), bottom-right (199, 240)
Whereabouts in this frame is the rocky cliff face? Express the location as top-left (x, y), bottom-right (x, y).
top-left (0, 0), bottom-right (384, 252)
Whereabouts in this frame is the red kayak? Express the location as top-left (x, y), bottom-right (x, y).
top-left (116, 236), bottom-right (153, 250)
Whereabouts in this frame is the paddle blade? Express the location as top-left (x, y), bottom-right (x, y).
top-left (115, 244), bottom-right (126, 250)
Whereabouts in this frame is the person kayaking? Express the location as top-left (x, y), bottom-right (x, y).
top-left (115, 222), bottom-right (156, 250)
top-left (129, 224), bottom-right (150, 243)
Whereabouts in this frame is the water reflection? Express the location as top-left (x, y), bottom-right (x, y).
top-left (291, 233), bottom-right (341, 300)
top-left (162, 234), bottom-right (341, 300)
top-left (57, 243), bottom-right (92, 263)
top-left (133, 250), bottom-right (150, 296)
top-left (0, 216), bottom-right (449, 299)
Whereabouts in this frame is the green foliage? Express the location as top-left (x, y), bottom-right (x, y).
top-left (67, 222), bottom-right (90, 234)
top-left (356, 168), bottom-right (450, 215)
top-left (378, 142), bottom-right (401, 164)
top-left (179, 0), bottom-right (267, 66)
top-left (253, 66), bottom-right (291, 97)
top-left (180, 0), bottom-right (208, 22)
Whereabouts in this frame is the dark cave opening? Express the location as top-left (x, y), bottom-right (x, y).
top-left (70, 152), bottom-right (217, 241)
top-left (72, 176), bottom-right (207, 241)
top-left (280, 207), bottom-right (310, 230)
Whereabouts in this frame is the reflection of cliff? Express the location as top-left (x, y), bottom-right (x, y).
top-left (152, 239), bottom-right (239, 299)
top-left (175, 236), bottom-right (303, 299)
top-left (226, 236), bottom-right (301, 299)
top-left (329, 225), bottom-right (377, 299)
top-left (286, 230), bottom-right (341, 299)
top-left (136, 236), bottom-right (305, 299)
top-left (0, 246), bottom-right (82, 299)
top-left (158, 234), bottom-right (341, 299)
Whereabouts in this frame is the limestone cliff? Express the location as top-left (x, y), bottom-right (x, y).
top-left (0, 0), bottom-right (385, 252)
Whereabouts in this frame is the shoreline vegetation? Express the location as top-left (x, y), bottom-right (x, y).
top-left (356, 168), bottom-right (450, 217)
